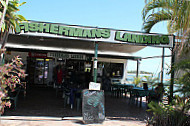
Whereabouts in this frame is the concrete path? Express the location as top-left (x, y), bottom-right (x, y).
top-left (1, 116), bottom-right (146, 126)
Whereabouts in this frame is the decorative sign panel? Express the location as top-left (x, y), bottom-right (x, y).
top-left (82, 90), bottom-right (105, 124)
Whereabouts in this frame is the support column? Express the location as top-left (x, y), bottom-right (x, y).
top-left (169, 47), bottom-right (175, 104)
top-left (169, 35), bottom-right (175, 104)
top-left (121, 60), bottom-right (128, 84)
top-left (93, 42), bottom-right (98, 83)
top-left (136, 60), bottom-right (140, 78)
top-left (161, 48), bottom-right (165, 83)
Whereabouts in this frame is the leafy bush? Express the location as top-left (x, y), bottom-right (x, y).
top-left (0, 56), bottom-right (25, 114)
top-left (133, 76), bottom-right (142, 87)
top-left (143, 75), bottom-right (159, 88)
top-left (147, 58), bottom-right (190, 126)
top-left (147, 97), bottom-right (190, 126)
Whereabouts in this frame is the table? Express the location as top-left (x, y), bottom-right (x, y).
top-left (130, 87), bottom-right (155, 107)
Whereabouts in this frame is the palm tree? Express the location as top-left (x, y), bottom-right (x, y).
top-left (173, 58), bottom-right (190, 97)
top-left (142, 0), bottom-right (190, 34)
top-left (0, 0), bottom-right (9, 31)
top-left (0, 0), bottom-right (26, 48)
top-left (142, 0), bottom-right (190, 101)
top-left (143, 1), bottom-right (190, 125)
top-left (142, 0), bottom-right (190, 52)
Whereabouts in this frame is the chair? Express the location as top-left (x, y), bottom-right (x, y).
top-left (136, 90), bottom-right (149, 107)
top-left (20, 82), bottom-right (27, 98)
top-left (129, 89), bottom-right (137, 104)
top-left (63, 87), bottom-right (82, 110)
top-left (124, 84), bottom-right (135, 98)
top-left (55, 83), bottom-right (64, 97)
top-left (75, 91), bottom-right (82, 111)
top-left (111, 85), bottom-right (118, 97)
top-left (63, 87), bottom-right (71, 108)
top-left (8, 87), bottom-right (21, 110)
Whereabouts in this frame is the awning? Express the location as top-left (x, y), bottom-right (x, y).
top-left (6, 34), bottom-right (143, 60)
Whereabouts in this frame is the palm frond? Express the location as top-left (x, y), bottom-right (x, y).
top-left (0, 0), bottom-right (26, 33)
top-left (142, 0), bottom-right (174, 21)
top-left (142, 10), bottom-right (172, 32)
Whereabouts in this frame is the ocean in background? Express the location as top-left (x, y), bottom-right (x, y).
top-left (126, 73), bottom-right (182, 96)
top-left (126, 73), bottom-right (170, 83)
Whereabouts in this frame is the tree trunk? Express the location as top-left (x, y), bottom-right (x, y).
top-left (0, 0), bottom-right (9, 30)
top-left (0, 30), bottom-right (9, 48)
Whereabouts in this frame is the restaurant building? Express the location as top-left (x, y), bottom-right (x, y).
top-left (5, 21), bottom-right (174, 89)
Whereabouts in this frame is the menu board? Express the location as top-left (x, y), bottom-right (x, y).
top-left (82, 90), bottom-right (105, 124)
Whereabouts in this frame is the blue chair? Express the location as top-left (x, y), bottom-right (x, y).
top-left (63, 87), bottom-right (71, 108)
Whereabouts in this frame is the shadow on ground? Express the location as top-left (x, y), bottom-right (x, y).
top-left (3, 87), bottom-right (151, 122)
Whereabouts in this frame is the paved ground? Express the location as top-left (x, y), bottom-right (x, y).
top-left (0, 116), bottom-right (146, 126)
top-left (1, 87), bottom-right (150, 126)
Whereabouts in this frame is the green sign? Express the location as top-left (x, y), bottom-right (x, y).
top-left (15, 21), bottom-right (173, 47)
top-left (16, 22), bottom-right (110, 39)
top-left (115, 32), bottom-right (169, 44)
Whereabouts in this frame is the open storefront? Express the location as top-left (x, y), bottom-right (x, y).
top-left (6, 21), bottom-right (174, 85)
top-left (3, 21), bottom-right (174, 116)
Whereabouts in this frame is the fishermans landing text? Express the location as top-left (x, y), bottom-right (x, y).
top-left (15, 22), bottom-right (173, 47)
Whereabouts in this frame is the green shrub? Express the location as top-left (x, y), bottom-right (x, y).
top-left (147, 96), bottom-right (190, 126)
top-left (0, 56), bottom-right (25, 114)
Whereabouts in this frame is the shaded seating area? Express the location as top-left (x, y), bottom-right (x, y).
top-left (8, 81), bottom-right (158, 117)
top-left (110, 83), bottom-right (157, 107)
top-left (3, 86), bottom-right (150, 122)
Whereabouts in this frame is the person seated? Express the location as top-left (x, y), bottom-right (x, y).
top-left (149, 83), bottom-right (164, 103)
top-left (143, 82), bottom-right (148, 90)
top-left (103, 73), bottom-right (111, 91)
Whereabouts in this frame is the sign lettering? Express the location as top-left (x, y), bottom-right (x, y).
top-left (47, 52), bottom-right (87, 60)
top-left (15, 21), bottom-right (174, 48)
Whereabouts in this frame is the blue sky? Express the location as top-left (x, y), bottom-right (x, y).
top-left (19, 0), bottom-right (172, 79)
